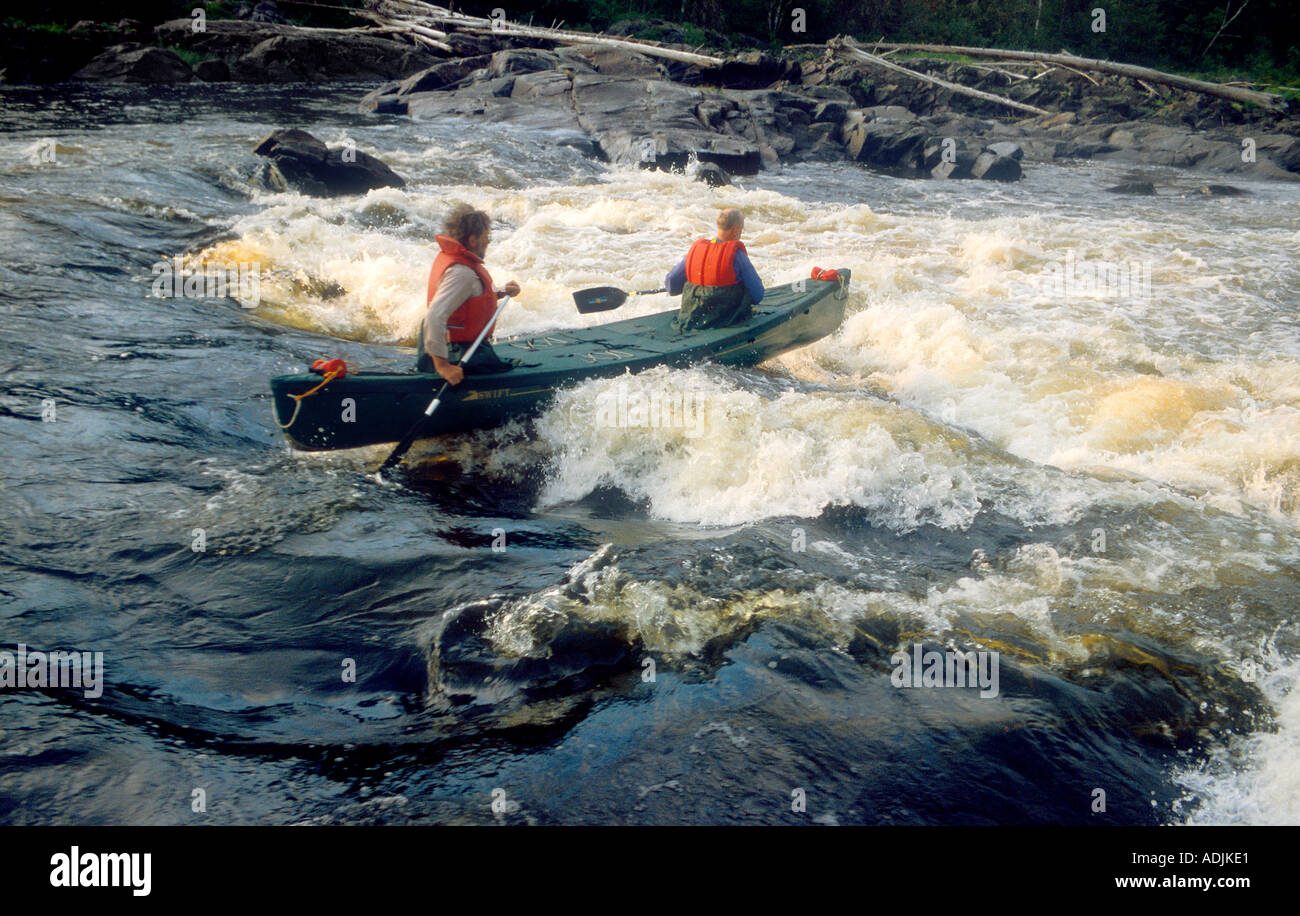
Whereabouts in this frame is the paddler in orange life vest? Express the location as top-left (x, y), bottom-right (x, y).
top-left (665, 208), bottom-right (765, 331)
top-left (417, 203), bottom-right (521, 384)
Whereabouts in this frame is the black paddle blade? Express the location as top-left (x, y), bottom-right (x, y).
top-left (377, 427), bottom-right (421, 476)
top-left (572, 286), bottom-right (629, 313)
top-left (377, 380), bottom-right (451, 476)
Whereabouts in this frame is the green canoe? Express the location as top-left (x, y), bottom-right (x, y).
top-left (270, 269), bottom-right (850, 451)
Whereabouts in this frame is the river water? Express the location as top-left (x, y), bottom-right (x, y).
top-left (1, 83), bottom-right (1297, 825)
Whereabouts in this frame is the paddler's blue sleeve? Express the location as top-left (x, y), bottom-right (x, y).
top-left (733, 250), bottom-right (765, 304)
top-left (665, 257), bottom-right (687, 296)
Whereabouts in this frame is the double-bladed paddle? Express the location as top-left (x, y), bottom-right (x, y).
top-left (572, 285), bottom-right (666, 314)
top-left (377, 296), bottom-right (512, 476)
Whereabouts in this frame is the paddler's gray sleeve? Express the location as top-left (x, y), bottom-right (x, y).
top-left (422, 264), bottom-right (485, 361)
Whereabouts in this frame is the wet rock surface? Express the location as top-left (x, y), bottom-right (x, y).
top-left (373, 48), bottom-right (1299, 182)
top-left (73, 43), bottom-right (195, 83)
top-left (253, 128), bottom-right (406, 197)
top-left (5, 16), bottom-right (1297, 183)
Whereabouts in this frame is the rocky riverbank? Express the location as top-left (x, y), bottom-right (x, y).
top-left (5, 13), bottom-right (1299, 184)
top-left (356, 42), bottom-right (1300, 183)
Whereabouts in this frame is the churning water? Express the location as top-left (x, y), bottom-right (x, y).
top-left (1, 82), bottom-right (1296, 824)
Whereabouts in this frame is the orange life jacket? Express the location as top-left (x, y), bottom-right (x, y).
top-left (685, 238), bottom-right (746, 287)
top-left (427, 235), bottom-right (497, 344)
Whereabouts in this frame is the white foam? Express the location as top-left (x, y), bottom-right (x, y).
top-left (1176, 655), bottom-right (1300, 825)
top-left (190, 163), bottom-right (1300, 523)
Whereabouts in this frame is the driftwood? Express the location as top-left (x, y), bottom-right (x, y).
top-left (1058, 63), bottom-right (1100, 85)
top-left (863, 40), bottom-right (1286, 111)
top-left (831, 37), bottom-right (1049, 116)
top-left (965, 61), bottom-right (1030, 82)
top-left (369, 0), bottom-right (725, 67)
top-left (367, 22), bottom-right (453, 52)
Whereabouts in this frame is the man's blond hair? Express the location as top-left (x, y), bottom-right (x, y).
top-left (717, 208), bottom-right (744, 232)
top-left (443, 202), bottom-right (491, 245)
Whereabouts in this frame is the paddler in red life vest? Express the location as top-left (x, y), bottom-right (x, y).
top-left (665, 208), bottom-right (765, 331)
top-left (417, 203), bottom-right (522, 384)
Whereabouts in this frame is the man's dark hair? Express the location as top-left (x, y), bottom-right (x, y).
top-left (443, 203), bottom-right (491, 245)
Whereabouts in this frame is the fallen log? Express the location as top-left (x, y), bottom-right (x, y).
top-left (369, 0), bottom-right (724, 67)
top-left (862, 40), bottom-right (1286, 111)
top-left (366, 22), bottom-right (453, 52)
top-left (831, 37), bottom-right (1049, 116)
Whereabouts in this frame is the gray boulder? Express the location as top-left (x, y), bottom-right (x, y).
top-left (253, 128), bottom-right (406, 197)
top-left (1106, 181), bottom-right (1157, 195)
top-left (155, 19), bottom-right (300, 58)
top-left (194, 59), bottom-right (230, 82)
top-left (812, 100), bottom-right (848, 124)
top-left (923, 137), bottom-right (977, 178)
top-left (406, 74), bottom-right (583, 131)
top-left (571, 74), bottom-right (762, 173)
top-left (971, 147), bottom-right (1022, 181)
top-left (73, 43), bottom-right (194, 82)
top-left (399, 55), bottom-right (492, 94)
top-left (563, 46), bottom-right (660, 78)
top-left (489, 48), bottom-right (563, 76)
top-left (511, 69), bottom-right (573, 101)
top-left (1275, 138), bottom-right (1300, 173)
top-left (694, 162), bottom-right (732, 187)
top-left (985, 140), bottom-right (1024, 161)
top-left (792, 122), bottom-right (842, 160)
top-left (230, 32), bottom-right (433, 83)
top-left (844, 119), bottom-right (927, 170)
top-left (1199, 184), bottom-right (1247, 196)
top-left (716, 51), bottom-right (784, 89)
top-left (930, 152), bottom-right (978, 179)
top-left (861, 105), bottom-right (917, 123)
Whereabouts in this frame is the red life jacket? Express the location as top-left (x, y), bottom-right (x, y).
top-left (685, 238), bottom-right (746, 287)
top-left (427, 234), bottom-right (497, 344)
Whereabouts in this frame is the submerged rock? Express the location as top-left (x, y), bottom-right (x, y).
top-left (1199, 184), bottom-right (1248, 196)
top-left (971, 145), bottom-right (1023, 181)
top-left (694, 161), bottom-right (733, 187)
top-left (1106, 181), bottom-right (1158, 195)
top-left (253, 128), bottom-right (405, 197)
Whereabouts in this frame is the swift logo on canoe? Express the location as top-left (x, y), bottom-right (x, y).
top-left (461, 387), bottom-right (551, 401)
top-left (461, 388), bottom-right (512, 401)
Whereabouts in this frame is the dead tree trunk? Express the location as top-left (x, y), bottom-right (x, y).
top-left (370, 0), bottom-right (725, 67)
top-left (860, 39), bottom-right (1286, 111)
top-left (831, 38), bottom-right (1050, 116)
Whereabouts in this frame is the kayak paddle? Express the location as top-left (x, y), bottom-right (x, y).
top-left (377, 296), bottom-right (512, 476)
top-left (572, 285), bottom-right (666, 314)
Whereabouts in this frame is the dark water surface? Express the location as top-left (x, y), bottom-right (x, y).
top-left (1, 83), bottom-right (1297, 825)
